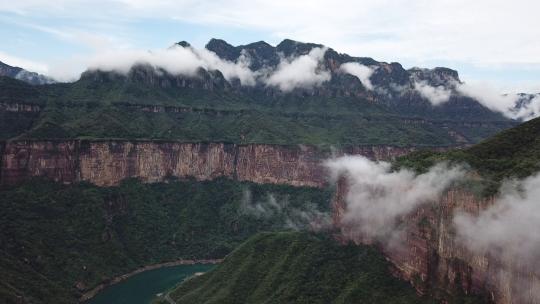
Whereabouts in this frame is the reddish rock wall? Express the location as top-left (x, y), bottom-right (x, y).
top-left (0, 140), bottom-right (419, 187)
top-left (0, 102), bottom-right (41, 112)
top-left (332, 179), bottom-right (540, 304)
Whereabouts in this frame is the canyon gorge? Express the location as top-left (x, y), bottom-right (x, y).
top-left (0, 34), bottom-right (537, 304)
top-left (2, 139), bottom-right (536, 303)
top-left (331, 173), bottom-right (540, 304)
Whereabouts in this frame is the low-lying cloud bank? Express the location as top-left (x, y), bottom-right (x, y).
top-left (266, 47), bottom-right (330, 92)
top-left (49, 42), bottom-right (539, 120)
top-left (455, 174), bottom-right (540, 265)
top-left (340, 62), bottom-right (375, 90)
top-left (413, 81), bottom-right (452, 105)
top-left (457, 83), bottom-right (540, 121)
top-left (454, 172), bottom-right (540, 302)
top-left (413, 80), bottom-right (540, 121)
top-left (327, 154), bottom-right (540, 299)
top-left (326, 156), bottom-right (540, 257)
top-left (240, 189), bottom-right (331, 231)
top-left (340, 63), bottom-right (540, 121)
top-left (85, 45), bottom-right (331, 92)
top-left (326, 156), bottom-right (465, 240)
top-left (87, 45), bottom-right (257, 85)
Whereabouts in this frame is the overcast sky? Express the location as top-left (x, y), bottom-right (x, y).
top-left (0, 0), bottom-right (539, 92)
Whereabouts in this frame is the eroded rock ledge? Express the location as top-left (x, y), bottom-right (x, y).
top-left (332, 178), bottom-right (540, 304)
top-left (0, 140), bottom-right (431, 187)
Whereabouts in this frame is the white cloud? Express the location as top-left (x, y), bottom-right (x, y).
top-left (325, 151), bottom-right (540, 301)
top-left (409, 79), bottom-right (540, 120)
top-left (457, 82), bottom-right (518, 115)
top-left (2, 0), bottom-right (539, 93)
top-left (51, 44), bottom-right (257, 84)
top-left (414, 81), bottom-right (452, 105)
top-left (453, 174), bottom-right (540, 303)
top-left (513, 95), bottom-right (540, 121)
top-left (3, 0), bottom-right (539, 69)
top-left (50, 44), bottom-right (331, 90)
top-left (2, 1), bottom-right (539, 94)
top-left (240, 189), bottom-right (331, 231)
top-left (326, 156), bottom-right (464, 240)
top-left (454, 174), bottom-right (540, 272)
top-left (340, 62), bottom-right (375, 90)
top-left (197, 48), bottom-right (256, 85)
top-left (456, 82), bottom-right (540, 120)
top-left (0, 51), bottom-right (49, 74)
top-left (82, 45), bottom-right (333, 90)
top-left (265, 47), bottom-right (330, 91)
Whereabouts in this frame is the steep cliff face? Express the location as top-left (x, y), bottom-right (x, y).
top-left (0, 102), bottom-right (41, 112)
top-left (1, 141), bottom-right (79, 185)
top-left (332, 180), bottom-right (540, 304)
top-left (80, 64), bottom-right (232, 92)
top-left (0, 140), bottom-right (420, 187)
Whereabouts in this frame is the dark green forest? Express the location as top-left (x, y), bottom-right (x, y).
top-left (0, 178), bottom-right (331, 303)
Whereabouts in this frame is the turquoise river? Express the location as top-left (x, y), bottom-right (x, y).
top-left (88, 264), bottom-right (215, 304)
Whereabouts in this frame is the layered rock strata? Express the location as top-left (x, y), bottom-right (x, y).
top-left (0, 140), bottom-right (421, 187)
top-left (332, 179), bottom-right (540, 304)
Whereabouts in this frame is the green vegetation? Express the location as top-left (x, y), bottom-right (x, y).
top-left (0, 77), bottom-right (44, 138)
top-left (0, 110), bottom-right (41, 139)
top-left (395, 116), bottom-right (540, 194)
top-left (19, 104), bottom-right (464, 146)
top-left (164, 231), bottom-right (480, 304)
top-left (0, 178), bottom-right (331, 304)
top-left (0, 75), bottom-right (515, 145)
top-left (0, 77), bottom-right (44, 105)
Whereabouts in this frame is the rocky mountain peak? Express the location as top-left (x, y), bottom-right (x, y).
top-left (275, 39), bottom-right (325, 57)
top-left (0, 60), bottom-right (55, 85)
top-left (408, 66), bottom-right (461, 86)
top-left (72, 38), bottom-right (531, 123)
top-left (174, 41), bottom-right (191, 48)
top-left (0, 61), bottom-right (23, 77)
top-left (242, 40), bottom-right (273, 50)
top-left (205, 38), bottom-right (240, 62)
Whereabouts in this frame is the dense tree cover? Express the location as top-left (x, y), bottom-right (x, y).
top-left (163, 232), bottom-right (483, 304)
top-left (0, 75), bottom-right (514, 145)
top-left (0, 178), bottom-right (331, 303)
top-left (395, 116), bottom-right (540, 194)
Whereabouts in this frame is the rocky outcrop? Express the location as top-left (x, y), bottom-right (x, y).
top-left (81, 64), bottom-right (231, 91)
top-left (0, 140), bottom-right (424, 187)
top-left (332, 180), bottom-right (540, 304)
top-left (0, 102), bottom-right (41, 112)
top-left (0, 60), bottom-right (55, 85)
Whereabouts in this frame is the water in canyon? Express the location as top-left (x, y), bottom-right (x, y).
top-left (88, 264), bottom-right (214, 304)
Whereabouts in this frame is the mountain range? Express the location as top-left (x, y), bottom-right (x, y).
top-left (0, 38), bottom-right (525, 146)
top-left (0, 61), bottom-right (55, 86)
top-left (1, 38), bottom-right (539, 304)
